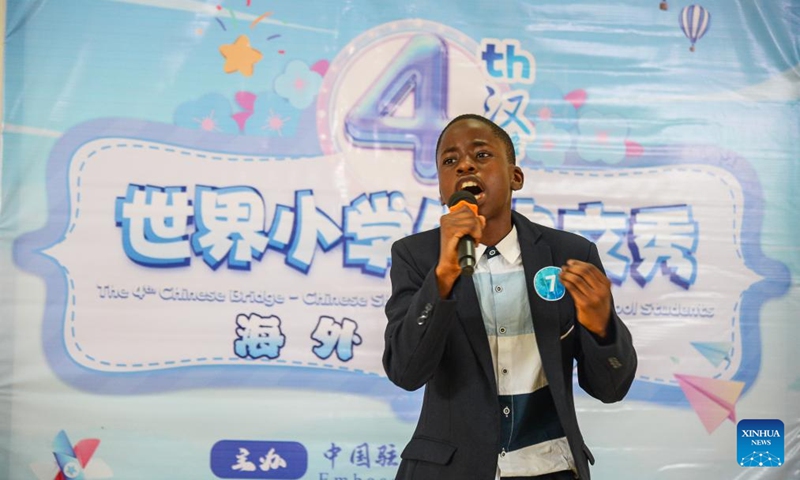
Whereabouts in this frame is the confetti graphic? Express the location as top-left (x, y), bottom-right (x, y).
top-left (228, 8), bottom-right (239, 29)
top-left (250, 11), bottom-right (273, 28)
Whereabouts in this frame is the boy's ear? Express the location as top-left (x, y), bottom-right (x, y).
top-left (511, 165), bottom-right (524, 191)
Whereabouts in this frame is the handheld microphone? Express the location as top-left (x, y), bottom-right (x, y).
top-left (447, 190), bottom-right (478, 276)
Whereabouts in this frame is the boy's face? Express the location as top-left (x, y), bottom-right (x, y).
top-left (436, 118), bottom-right (523, 222)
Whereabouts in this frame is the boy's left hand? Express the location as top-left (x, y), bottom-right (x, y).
top-left (559, 259), bottom-right (612, 338)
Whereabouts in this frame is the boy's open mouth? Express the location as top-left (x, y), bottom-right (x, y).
top-left (456, 179), bottom-right (485, 200)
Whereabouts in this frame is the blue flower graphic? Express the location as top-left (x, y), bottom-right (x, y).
top-left (525, 82), bottom-right (578, 132)
top-left (246, 92), bottom-right (300, 137)
top-left (174, 93), bottom-right (239, 134)
top-left (274, 60), bottom-right (323, 109)
top-left (524, 121), bottom-right (573, 167)
top-left (575, 109), bottom-right (630, 164)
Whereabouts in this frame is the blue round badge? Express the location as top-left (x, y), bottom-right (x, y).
top-left (534, 266), bottom-right (566, 301)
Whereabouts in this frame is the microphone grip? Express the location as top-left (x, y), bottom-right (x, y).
top-left (458, 234), bottom-right (476, 276)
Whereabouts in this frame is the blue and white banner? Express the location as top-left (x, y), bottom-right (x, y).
top-left (2, 1), bottom-right (797, 479)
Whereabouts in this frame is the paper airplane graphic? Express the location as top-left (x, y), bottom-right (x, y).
top-left (675, 374), bottom-right (745, 434)
top-left (691, 342), bottom-right (733, 367)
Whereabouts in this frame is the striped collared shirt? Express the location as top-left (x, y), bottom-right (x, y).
top-left (473, 226), bottom-right (576, 478)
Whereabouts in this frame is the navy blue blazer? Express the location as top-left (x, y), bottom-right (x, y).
top-left (383, 211), bottom-right (637, 480)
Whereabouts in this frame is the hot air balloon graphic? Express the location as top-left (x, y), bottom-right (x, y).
top-left (679, 5), bottom-right (711, 52)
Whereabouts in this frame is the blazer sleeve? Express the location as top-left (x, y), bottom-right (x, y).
top-left (382, 238), bottom-right (458, 391)
top-left (574, 243), bottom-right (638, 403)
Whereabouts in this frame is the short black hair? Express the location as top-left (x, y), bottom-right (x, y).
top-left (435, 114), bottom-right (517, 165)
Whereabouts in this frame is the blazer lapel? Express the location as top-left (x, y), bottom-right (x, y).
top-left (453, 275), bottom-right (498, 392)
top-left (514, 213), bottom-right (565, 398)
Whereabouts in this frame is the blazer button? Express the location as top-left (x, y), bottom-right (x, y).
top-left (417, 303), bottom-right (433, 325)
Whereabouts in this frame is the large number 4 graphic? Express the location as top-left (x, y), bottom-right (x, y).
top-left (345, 34), bottom-right (450, 183)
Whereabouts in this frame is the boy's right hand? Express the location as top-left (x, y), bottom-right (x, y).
top-left (435, 205), bottom-right (485, 298)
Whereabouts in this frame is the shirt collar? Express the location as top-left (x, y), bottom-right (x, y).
top-left (475, 225), bottom-right (521, 264)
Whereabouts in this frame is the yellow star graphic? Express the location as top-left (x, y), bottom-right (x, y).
top-left (219, 35), bottom-right (263, 77)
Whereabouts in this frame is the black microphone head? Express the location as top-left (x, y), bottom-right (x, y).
top-left (447, 190), bottom-right (477, 208)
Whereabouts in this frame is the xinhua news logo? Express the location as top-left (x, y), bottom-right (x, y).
top-left (737, 419), bottom-right (784, 467)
